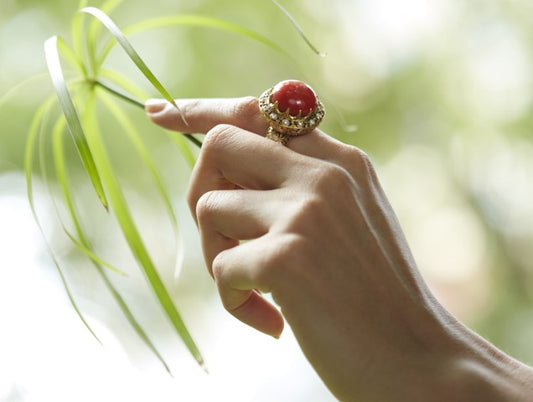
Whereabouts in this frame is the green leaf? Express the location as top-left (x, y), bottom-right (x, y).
top-left (269, 0), bottom-right (325, 57)
top-left (162, 129), bottom-right (197, 170)
top-left (44, 35), bottom-right (109, 210)
top-left (96, 87), bottom-right (180, 248)
top-left (51, 105), bottom-right (172, 374)
top-left (25, 96), bottom-right (101, 344)
top-left (80, 7), bottom-right (182, 114)
top-left (87, 0), bottom-right (124, 75)
top-left (99, 68), bottom-right (150, 101)
top-left (82, 90), bottom-right (205, 369)
top-left (102, 14), bottom-right (288, 62)
top-left (0, 73), bottom-right (50, 108)
top-left (71, 0), bottom-right (90, 75)
top-left (49, 113), bottom-right (125, 277)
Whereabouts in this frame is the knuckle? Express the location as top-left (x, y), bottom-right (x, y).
top-left (312, 162), bottom-right (354, 193)
top-left (211, 252), bottom-right (226, 284)
top-left (232, 96), bottom-right (259, 118)
top-left (203, 124), bottom-right (236, 155)
top-left (256, 234), bottom-right (305, 285)
top-left (195, 191), bottom-right (219, 227)
top-left (344, 145), bottom-right (377, 178)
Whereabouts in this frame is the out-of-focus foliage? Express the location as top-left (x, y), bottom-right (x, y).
top-left (1, 0), bottom-right (533, 400)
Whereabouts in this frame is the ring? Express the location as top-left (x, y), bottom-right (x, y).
top-left (259, 80), bottom-right (325, 145)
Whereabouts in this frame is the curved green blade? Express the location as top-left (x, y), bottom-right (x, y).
top-left (82, 90), bottom-right (205, 370)
top-left (44, 35), bottom-right (109, 210)
top-left (80, 7), bottom-right (181, 115)
top-left (49, 114), bottom-right (125, 277)
top-left (113, 15), bottom-right (286, 60)
top-left (87, 0), bottom-right (124, 74)
top-left (51, 109), bottom-right (172, 374)
top-left (269, 0), bottom-right (325, 57)
top-left (25, 97), bottom-right (101, 344)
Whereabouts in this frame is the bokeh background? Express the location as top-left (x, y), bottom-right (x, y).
top-left (1, 0), bottom-right (533, 400)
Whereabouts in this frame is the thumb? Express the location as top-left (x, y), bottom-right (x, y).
top-left (219, 287), bottom-right (284, 339)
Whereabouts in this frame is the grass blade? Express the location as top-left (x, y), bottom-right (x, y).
top-left (49, 114), bottom-right (125, 276)
top-left (99, 68), bottom-right (150, 100)
top-left (162, 129), bottom-right (197, 170)
top-left (90, 75), bottom-right (202, 149)
top-left (44, 35), bottom-right (109, 210)
top-left (0, 73), bottom-right (50, 108)
top-left (71, 0), bottom-right (90, 75)
top-left (269, 0), bottom-right (325, 57)
top-left (103, 15), bottom-right (288, 62)
top-left (82, 90), bottom-right (205, 369)
top-left (25, 97), bottom-right (101, 344)
top-left (80, 7), bottom-right (182, 115)
top-left (57, 38), bottom-right (86, 76)
top-left (51, 107), bottom-right (172, 374)
top-left (87, 0), bottom-right (124, 74)
top-left (96, 88), bottom-right (180, 256)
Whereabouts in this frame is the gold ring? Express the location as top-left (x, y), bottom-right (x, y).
top-left (259, 80), bottom-right (325, 145)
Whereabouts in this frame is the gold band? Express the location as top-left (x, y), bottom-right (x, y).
top-left (265, 127), bottom-right (290, 145)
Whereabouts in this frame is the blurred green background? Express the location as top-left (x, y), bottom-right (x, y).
top-left (1, 0), bottom-right (533, 401)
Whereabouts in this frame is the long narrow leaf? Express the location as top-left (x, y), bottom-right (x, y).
top-left (96, 89), bottom-right (178, 224)
top-left (49, 114), bottom-right (125, 276)
top-left (71, 0), bottom-right (90, 75)
top-left (51, 106), bottom-right (172, 374)
top-left (0, 73), bottom-right (49, 108)
top-left (44, 35), bottom-right (109, 210)
top-left (161, 129), bottom-right (197, 170)
top-left (25, 97), bottom-right (101, 344)
top-left (87, 0), bottom-right (124, 74)
top-left (98, 15), bottom-right (288, 64)
top-left (100, 68), bottom-right (150, 101)
top-left (80, 7), bottom-right (181, 114)
top-left (269, 0), bottom-right (325, 57)
top-left (96, 88), bottom-right (181, 274)
top-left (57, 38), bottom-right (86, 76)
top-left (82, 91), bottom-right (205, 369)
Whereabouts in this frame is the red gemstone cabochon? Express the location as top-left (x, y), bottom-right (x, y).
top-left (270, 80), bottom-right (317, 117)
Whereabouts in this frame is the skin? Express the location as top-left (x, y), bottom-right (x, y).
top-left (145, 96), bottom-right (533, 401)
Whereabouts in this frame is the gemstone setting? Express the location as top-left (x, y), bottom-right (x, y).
top-left (258, 80), bottom-right (325, 139)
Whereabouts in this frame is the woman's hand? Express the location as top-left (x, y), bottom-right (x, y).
top-left (146, 97), bottom-right (533, 401)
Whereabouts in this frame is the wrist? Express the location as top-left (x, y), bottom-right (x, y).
top-left (400, 311), bottom-right (533, 402)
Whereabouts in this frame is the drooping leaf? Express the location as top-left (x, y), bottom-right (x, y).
top-left (99, 68), bottom-right (150, 101)
top-left (98, 14), bottom-right (288, 64)
top-left (0, 73), bottom-right (50, 108)
top-left (51, 103), bottom-right (172, 374)
top-left (49, 113), bottom-right (125, 277)
top-left (71, 0), bottom-right (90, 75)
top-left (80, 7), bottom-right (181, 114)
top-left (96, 88), bottom-right (180, 255)
top-left (269, 0), bottom-right (325, 57)
top-left (87, 0), bottom-right (124, 74)
top-left (25, 96), bottom-right (101, 344)
top-left (82, 90), bottom-right (205, 369)
top-left (44, 35), bottom-right (109, 210)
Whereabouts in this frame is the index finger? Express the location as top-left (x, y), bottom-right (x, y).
top-left (145, 96), bottom-right (350, 163)
top-left (146, 96), bottom-right (267, 135)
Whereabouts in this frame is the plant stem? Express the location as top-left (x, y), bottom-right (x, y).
top-left (92, 79), bottom-right (202, 149)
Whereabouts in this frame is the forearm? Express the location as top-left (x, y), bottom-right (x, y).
top-left (386, 311), bottom-right (533, 402)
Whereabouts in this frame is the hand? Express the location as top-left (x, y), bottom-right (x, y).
top-left (146, 97), bottom-right (533, 401)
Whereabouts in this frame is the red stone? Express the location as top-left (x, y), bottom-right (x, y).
top-left (270, 80), bottom-right (317, 117)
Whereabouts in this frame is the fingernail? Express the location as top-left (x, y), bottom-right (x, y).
top-left (145, 98), bottom-right (167, 114)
